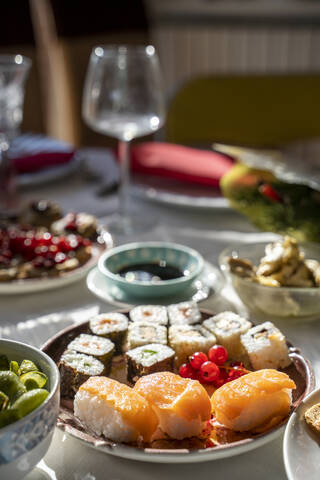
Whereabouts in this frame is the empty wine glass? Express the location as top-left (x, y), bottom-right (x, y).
top-left (82, 44), bottom-right (166, 236)
top-left (0, 54), bottom-right (31, 213)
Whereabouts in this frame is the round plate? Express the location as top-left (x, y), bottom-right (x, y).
top-left (131, 176), bottom-right (229, 210)
top-left (18, 153), bottom-right (82, 188)
top-left (283, 388), bottom-right (320, 480)
top-left (0, 231), bottom-right (113, 295)
top-left (41, 309), bottom-right (314, 463)
top-left (86, 261), bottom-right (224, 307)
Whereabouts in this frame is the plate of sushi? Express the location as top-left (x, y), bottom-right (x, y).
top-left (0, 200), bottom-right (113, 293)
top-left (41, 303), bottom-right (314, 463)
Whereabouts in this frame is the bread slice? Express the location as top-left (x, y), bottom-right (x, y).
top-left (304, 403), bottom-right (320, 435)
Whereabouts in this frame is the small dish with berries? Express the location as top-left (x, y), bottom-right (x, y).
top-left (0, 200), bottom-right (112, 293)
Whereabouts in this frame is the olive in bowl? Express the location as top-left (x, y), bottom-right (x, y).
top-left (0, 339), bottom-right (59, 480)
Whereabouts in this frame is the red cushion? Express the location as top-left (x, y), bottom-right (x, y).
top-left (130, 142), bottom-right (234, 188)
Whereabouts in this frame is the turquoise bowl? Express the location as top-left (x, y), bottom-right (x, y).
top-left (98, 242), bottom-right (204, 298)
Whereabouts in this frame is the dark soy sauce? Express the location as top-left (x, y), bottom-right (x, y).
top-left (118, 261), bottom-right (184, 283)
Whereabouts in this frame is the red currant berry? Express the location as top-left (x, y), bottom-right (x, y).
top-left (190, 352), bottom-right (208, 370)
top-left (58, 238), bottom-right (71, 252)
top-left (208, 345), bottom-right (228, 366)
top-left (179, 363), bottom-right (196, 379)
top-left (199, 361), bottom-right (220, 383)
top-left (227, 369), bottom-right (242, 382)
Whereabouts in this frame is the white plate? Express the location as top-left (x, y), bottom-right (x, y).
top-left (283, 388), bottom-right (320, 480)
top-left (86, 261), bottom-right (224, 307)
top-left (42, 311), bottom-right (313, 464)
top-left (56, 419), bottom-right (287, 463)
top-left (0, 245), bottom-right (106, 295)
top-left (132, 175), bottom-right (229, 210)
top-left (18, 153), bottom-right (82, 188)
top-left (215, 141), bottom-right (320, 192)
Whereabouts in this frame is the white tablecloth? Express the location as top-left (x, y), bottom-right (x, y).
top-left (1, 153), bottom-right (319, 480)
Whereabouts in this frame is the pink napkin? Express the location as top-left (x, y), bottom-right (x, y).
top-left (9, 134), bottom-right (75, 174)
top-left (130, 142), bottom-right (234, 188)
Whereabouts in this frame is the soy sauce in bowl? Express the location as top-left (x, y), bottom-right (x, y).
top-left (98, 241), bottom-right (204, 298)
top-left (118, 261), bottom-right (183, 283)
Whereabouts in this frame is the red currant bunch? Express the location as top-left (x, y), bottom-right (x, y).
top-left (178, 345), bottom-right (248, 388)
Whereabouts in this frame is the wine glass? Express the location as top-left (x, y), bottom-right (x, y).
top-left (82, 44), bottom-right (166, 236)
top-left (0, 54), bottom-right (31, 213)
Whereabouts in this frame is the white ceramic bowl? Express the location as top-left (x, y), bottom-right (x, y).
top-left (219, 241), bottom-right (320, 317)
top-left (0, 339), bottom-right (60, 479)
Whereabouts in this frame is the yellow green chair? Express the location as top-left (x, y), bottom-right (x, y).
top-left (166, 74), bottom-right (320, 148)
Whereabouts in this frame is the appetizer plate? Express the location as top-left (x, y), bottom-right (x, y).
top-left (86, 261), bottom-right (223, 307)
top-left (283, 388), bottom-right (320, 480)
top-left (42, 309), bottom-right (314, 464)
top-left (0, 236), bottom-right (112, 295)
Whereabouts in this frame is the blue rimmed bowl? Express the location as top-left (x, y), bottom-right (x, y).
top-left (98, 242), bottom-right (204, 298)
top-left (0, 339), bottom-right (60, 480)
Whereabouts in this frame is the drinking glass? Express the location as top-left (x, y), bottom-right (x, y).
top-left (0, 54), bottom-right (31, 213)
top-left (82, 45), bottom-right (166, 235)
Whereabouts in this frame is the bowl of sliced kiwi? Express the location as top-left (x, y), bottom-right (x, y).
top-left (0, 339), bottom-right (60, 479)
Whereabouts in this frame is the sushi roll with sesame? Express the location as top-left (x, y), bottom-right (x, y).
top-left (67, 334), bottom-right (115, 374)
top-left (127, 323), bottom-right (167, 350)
top-left (58, 350), bottom-right (106, 398)
top-left (240, 321), bottom-right (291, 370)
top-left (89, 312), bottom-right (128, 354)
top-left (126, 343), bottom-right (175, 384)
top-left (202, 311), bottom-right (252, 360)
top-left (168, 324), bottom-right (216, 367)
top-left (167, 301), bottom-right (201, 325)
top-left (129, 305), bottom-right (168, 326)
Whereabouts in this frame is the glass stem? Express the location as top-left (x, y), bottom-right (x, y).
top-left (118, 140), bottom-right (130, 219)
top-left (0, 134), bottom-right (17, 214)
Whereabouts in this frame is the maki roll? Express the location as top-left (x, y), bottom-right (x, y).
top-left (89, 312), bottom-right (128, 354)
top-left (129, 305), bottom-right (168, 326)
top-left (240, 321), bottom-right (291, 370)
top-left (67, 334), bottom-right (115, 373)
top-left (168, 325), bottom-right (216, 367)
top-left (126, 343), bottom-right (175, 384)
top-left (127, 323), bottom-right (167, 350)
top-left (202, 311), bottom-right (252, 360)
top-left (58, 350), bottom-right (106, 398)
top-left (167, 301), bottom-right (201, 325)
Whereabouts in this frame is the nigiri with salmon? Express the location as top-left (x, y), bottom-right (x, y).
top-left (211, 369), bottom-right (296, 432)
top-left (134, 371), bottom-right (212, 440)
top-left (74, 372), bottom-right (212, 443)
top-left (74, 376), bottom-right (158, 443)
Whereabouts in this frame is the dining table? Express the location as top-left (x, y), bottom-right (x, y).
top-left (1, 148), bottom-right (319, 480)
